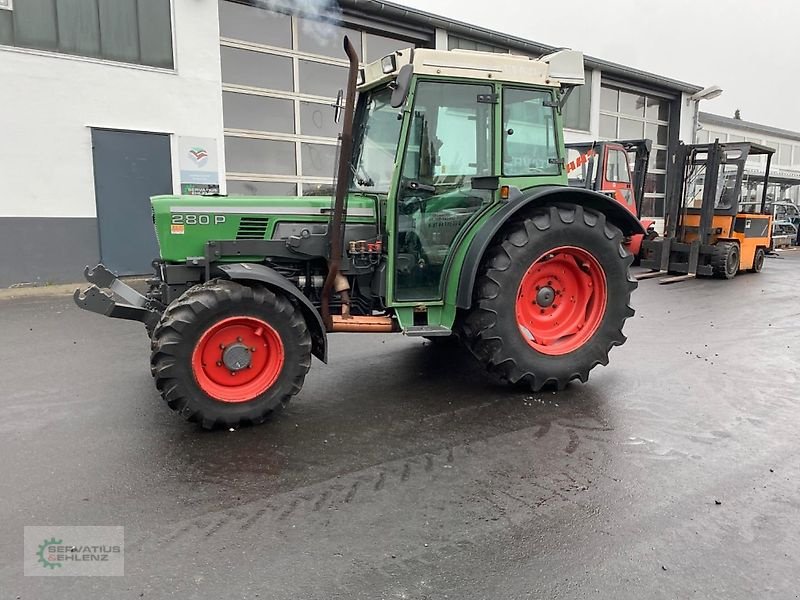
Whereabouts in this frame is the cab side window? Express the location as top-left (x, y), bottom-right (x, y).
top-left (605, 149), bottom-right (631, 183)
top-left (502, 88), bottom-right (560, 176)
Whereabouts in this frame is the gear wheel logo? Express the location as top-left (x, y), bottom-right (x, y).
top-left (36, 538), bottom-right (63, 569)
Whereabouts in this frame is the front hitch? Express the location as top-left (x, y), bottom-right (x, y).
top-left (74, 264), bottom-right (163, 331)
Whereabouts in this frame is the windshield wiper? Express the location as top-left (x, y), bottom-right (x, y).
top-left (352, 163), bottom-right (374, 188)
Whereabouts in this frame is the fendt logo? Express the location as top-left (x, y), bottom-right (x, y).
top-left (188, 147), bottom-right (209, 167)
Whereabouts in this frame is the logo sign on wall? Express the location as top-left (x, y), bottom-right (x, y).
top-left (179, 136), bottom-right (220, 196)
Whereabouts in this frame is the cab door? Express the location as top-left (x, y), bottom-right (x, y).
top-left (391, 80), bottom-right (495, 302)
top-left (601, 144), bottom-right (637, 215)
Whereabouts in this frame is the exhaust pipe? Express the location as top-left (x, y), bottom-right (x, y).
top-left (321, 35), bottom-right (360, 331)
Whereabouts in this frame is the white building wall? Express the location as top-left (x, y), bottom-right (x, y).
top-left (679, 93), bottom-right (698, 144)
top-left (0, 0), bottom-right (225, 219)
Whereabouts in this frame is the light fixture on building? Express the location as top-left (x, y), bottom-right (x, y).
top-left (689, 85), bottom-right (723, 144)
top-left (356, 68), bottom-right (365, 86)
top-left (688, 85), bottom-right (723, 104)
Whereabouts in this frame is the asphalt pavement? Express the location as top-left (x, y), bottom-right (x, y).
top-left (1, 252), bottom-right (799, 599)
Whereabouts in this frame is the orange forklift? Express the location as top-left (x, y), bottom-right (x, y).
top-left (639, 140), bottom-right (774, 282)
top-left (566, 139), bottom-right (655, 258)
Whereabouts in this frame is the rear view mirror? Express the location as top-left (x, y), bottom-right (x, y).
top-left (390, 64), bottom-right (413, 108)
top-left (333, 89), bottom-right (344, 123)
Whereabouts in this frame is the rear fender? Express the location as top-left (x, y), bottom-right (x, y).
top-left (217, 263), bottom-right (327, 363)
top-left (456, 186), bottom-right (645, 309)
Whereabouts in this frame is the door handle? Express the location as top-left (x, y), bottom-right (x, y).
top-left (406, 180), bottom-right (436, 193)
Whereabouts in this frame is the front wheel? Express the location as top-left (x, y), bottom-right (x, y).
top-left (711, 242), bottom-right (739, 279)
top-left (462, 205), bottom-right (636, 390)
top-left (150, 280), bottom-right (311, 429)
top-left (751, 247), bottom-right (766, 273)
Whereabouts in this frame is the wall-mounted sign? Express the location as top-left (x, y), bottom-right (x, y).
top-left (178, 136), bottom-right (219, 195)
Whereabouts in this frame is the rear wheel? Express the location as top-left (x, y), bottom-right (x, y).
top-left (462, 205), bottom-right (636, 391)
top-left (711, 242), bottom-right (739, 279)
top-left (150, 280), bottom-right (311, 429)
top-left (751, 247), bottom-right (766, 273)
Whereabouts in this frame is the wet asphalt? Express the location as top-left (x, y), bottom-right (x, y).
top-left (1, 252), bottom-right (799, 599)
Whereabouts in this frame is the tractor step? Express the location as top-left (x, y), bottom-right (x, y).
top-left (404, 325), bottom-right (452, 337)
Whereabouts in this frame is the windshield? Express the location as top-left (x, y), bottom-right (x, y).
top-left (350, 87), bottom-right (403, 194)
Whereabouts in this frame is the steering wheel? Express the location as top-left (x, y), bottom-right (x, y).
top-left (398, 195), bottom-right (426, 215)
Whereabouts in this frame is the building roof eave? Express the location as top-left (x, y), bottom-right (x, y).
top-left (699, 112), bottom-right (800, 144)
top-left (340, 0), bottom-right (704, 95)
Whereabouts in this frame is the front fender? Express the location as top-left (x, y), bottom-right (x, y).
top-left (456, 186), bottom-right (646, 309)
top-left (217, 263), bottom-right (327, 363)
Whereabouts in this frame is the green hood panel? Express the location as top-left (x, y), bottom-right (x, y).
top-left (151, 195), bottom-right (377, 262)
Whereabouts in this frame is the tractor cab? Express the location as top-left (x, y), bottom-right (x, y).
top-left (566, 139), bottom-right (654, 255)
top-left (640, 140), bottom-right (774, 281)
top-left (349, 46), bottom-right (590, 305)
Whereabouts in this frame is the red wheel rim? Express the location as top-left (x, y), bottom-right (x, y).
top-left (515, 246), bottom-right (607, 356)
top-left (191, 316), bottom-right (284, 403)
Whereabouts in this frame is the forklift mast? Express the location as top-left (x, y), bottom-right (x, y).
top-left (622, 140), bottom-right (653, 218)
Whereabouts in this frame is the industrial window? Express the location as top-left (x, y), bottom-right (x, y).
top-left (365, 32), bottom-right (408, 62)
top-left (224, 136), bottom-right (296, 176)
top-left (600, 83), bottom-right (672, 218)
top-left (218, 0), bottom-right (420, 195)
top-left (777, 144), bottom-right (792, 166)
top-left (0, 0), bottom-right (174, 68)
top-left (226, 180), bottom-right (297, 196)
top-left (448, 35), bottom-right (509, 53)
top-left (562, 70), bottom-right (591, 132)
top-left (222, 92), bottom-right (295, 133)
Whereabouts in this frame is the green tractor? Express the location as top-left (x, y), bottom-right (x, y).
top-left (75, 38), bottom-right (643, 428)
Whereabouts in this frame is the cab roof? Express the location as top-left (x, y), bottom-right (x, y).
top-left (359, 47), bottom-right (584, 91)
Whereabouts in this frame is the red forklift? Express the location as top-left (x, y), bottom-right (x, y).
top-left (566, 139), bottom-right (655, 258)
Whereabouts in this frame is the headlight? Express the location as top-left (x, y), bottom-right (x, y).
top-left (381, 54), bottom-right (397, 74)
top-left (356, 68), bottom-right (365, 86)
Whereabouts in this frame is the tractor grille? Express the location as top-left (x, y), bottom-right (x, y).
top-left (236, 217), bottom-right (270, 240)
